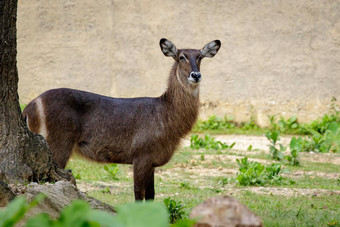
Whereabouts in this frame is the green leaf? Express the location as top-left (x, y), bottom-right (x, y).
top-left (115, 201), bottom-right (169, 227)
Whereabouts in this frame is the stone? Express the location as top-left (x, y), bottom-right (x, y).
top-left (10, 181), bottom-right (115, 225)
top-left (190, 196), bottom-right (262, 227)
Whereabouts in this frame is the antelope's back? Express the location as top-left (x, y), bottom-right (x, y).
top-left (22, 88), bottom-right (97, 139)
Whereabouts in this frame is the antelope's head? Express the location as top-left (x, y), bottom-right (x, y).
top-left (160, 38), bottom-right (221, 88)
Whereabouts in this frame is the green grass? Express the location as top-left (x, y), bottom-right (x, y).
top-left (20, 104), bottom-right (27, 112)
top-left (237, 191), bottom-right (340, 227)
top-left (65, 144), bottom-right (340, 227)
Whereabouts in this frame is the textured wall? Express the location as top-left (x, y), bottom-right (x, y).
top-left (17, 0), bottom-right (340, 126)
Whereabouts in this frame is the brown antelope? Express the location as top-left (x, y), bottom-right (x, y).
top-left (23, 38), bottom-right (221, 200)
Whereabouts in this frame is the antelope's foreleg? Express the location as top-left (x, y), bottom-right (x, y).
top-left (133, 160), bottom-right (155, 201)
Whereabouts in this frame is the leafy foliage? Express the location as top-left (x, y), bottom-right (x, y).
top-left (1, 196), bottom-right (195, 227)
top-left (163, 198), bottom-right (187, 224)
top-left (190, 134), bottom-right (235, 150)
top-left (236, 157), bottom-right (292, 186)
top-left (194, 115), bottom-right (260, 132)
top-left (286, 122), bottom-right (340, 153)
top-left (104, 164), bottom-right (119, 180)
top-left (0, 194), bottom-right (45, 227)
top-left (269, 115), bottom-right (301, 134)
top-left (194, 115), bottom-right (236, 130)
top-left (265, 131), bottom-right (285, 160)
top-left (285, 137), bottom-right (301, 166)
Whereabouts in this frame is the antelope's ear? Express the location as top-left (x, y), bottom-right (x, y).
top-left (160, 38), bottom-right (178, 58)
top-left (201, 40), bottom-right (221, 58)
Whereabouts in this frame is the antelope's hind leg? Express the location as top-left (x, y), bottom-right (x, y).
top-left (47, 137), bottom-right (76, 169)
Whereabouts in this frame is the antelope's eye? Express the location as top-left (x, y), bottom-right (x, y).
top-left (179, 55), bottom-right (185, 61)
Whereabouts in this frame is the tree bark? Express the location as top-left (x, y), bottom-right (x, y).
top-left (0, 0), bottom-right (74, 185)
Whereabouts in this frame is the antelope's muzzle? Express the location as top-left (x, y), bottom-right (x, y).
top-left (189, 71), bottom-right (202, 84)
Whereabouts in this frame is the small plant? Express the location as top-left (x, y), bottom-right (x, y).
top-left (218, 177), bottom-right (230, 186)
top-left (190, 134), bottom-right (235, 151)
top-left (0, 194), bottom-right (45, 227)
top-left (236, 157), bottom-right (290, 186)
top-left (104, 163), bottom-right (119, 180)
top-left (288, 122), bottom-right (340, 153)
top-left (195, 115), bottom-right (236, 131)
top-left (285, 137), bottom-right (301, 166)
top-left (101, 187), bottom-right (111, 194)
top-left (2, 195), bottom-right (193, 227)
top-left (74, 173), bottom-right (81, 180)
top-left (194, 114), bottom-right (261, 133)
top-left (179, 182), bottom-right (191, 190)
top-left (164, 197), bottom-right (186, 224)
top-left (200, 154), bottom-right (205, 161)
top-left (265, 131), bottom-right (285, 160)
top-left (240, 117), bottom-right (260, 130)
top-left (327, 219), bottom-right (339, 227)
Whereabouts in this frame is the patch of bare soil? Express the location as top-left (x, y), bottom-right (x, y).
top-left (191, 154), bottom-right (274, 164)
top-left (299, 152), bottom-right (340, 165)
top-left (77, 180), bottom-right (131, 193)
top-left (230, 187), bottom-right (340, 197)
top-left (283, 170), bottom-right (339, 179)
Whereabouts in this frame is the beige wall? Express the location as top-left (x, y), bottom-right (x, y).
top-left (17, 0), bottom-right (340, 126)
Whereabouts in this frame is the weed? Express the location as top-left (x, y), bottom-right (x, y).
top-left (236, 157), bottom-right (290, 186)
top-left (285, 137), bottom-right (301, 166)
top-left (104, 164), bottom-right (119, 180)
top-left (163, 197), bottom-right (186, 224)
top-left (190, 134), bottom-right (235, 151)
top-left (200, 154), bottom-right (205, 161)
top-left (101, 187), bottom-right (111, 194)
top-left (239, 117), bottom-right (260, 130)
top-left (195, 115), bottom-right (236, 131)
top-left (210, 188), bottom-right (222, 193)
top-left (74, 173), bottom-right (81, 180)
top-left (287, 122), bottom-right (340, 153)
top-left (0, 194), bottom-right (45, 227)
top-left (179, 182), bottom-right (191, 190)
top-left (217, 177), bottom-right (230, 186)
top-left (327, 219), bottom-right (339, 227)
top-left (2, 195), bottom-right (194, 227)
top-left (265, 131), bottom-right (285, 160)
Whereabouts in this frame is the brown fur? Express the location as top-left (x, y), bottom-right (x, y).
top-left (23, 101), bottom-right (40, 133)
top-left (22, 39), bottom-right (221, 200)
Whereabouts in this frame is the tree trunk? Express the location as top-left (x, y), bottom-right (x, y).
top-left (0, 0), bottom-right (73, 186)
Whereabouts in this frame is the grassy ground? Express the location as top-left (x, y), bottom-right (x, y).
top-left (66, 135), bottom-right (340, 227)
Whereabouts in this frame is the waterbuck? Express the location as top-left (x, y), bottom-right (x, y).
top-left (23, 38), bottom-right (221, 200)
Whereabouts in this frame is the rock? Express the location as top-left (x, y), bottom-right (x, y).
top-left (25, 181), bottom-right (115, 216)
top-left (11, 180), bottom-right (115, 225)
top-left (190, 196), bottom-right (262, 227)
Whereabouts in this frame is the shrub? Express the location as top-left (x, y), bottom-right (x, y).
top-left (190, 134), bottom-right (235, 151)
top-left (285, 137), bottom-right (301, 166)
top-left (236, 157), bottom-right (291, 186)
top-left (265, 131), bottom-right (285, 160)
top-left (163, 198), bottom-right (186, 224)
top-left (1, 196), bottom-right (195, 227)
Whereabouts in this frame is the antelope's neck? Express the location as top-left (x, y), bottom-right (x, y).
top-left (160, 63), bottom-right (200, 137)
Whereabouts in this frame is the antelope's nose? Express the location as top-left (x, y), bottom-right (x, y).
top-left (190, 71), bottom-right (201, 83)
